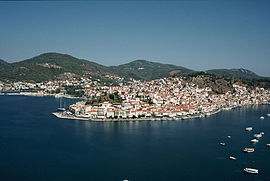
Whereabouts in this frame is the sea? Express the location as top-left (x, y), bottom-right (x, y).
top-left (0, 95), bottom-right (270, 181)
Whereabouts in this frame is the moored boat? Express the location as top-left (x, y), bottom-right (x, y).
top-left (267, 144), bottom-right (270, 147)
top-left (251, 139), bottom-right (259, 143)
top-left (260, 116), bottom-right (264, 119)
top-left (243, 148), bottom-right (255, 153)
top-left (220, 142), bottom-right (225, 146)
top-left (245, 127), bottom-right (253, 131)
top-left (267, 113), bottom-right (270, 116)
top-left (254, 133), bottom-right (262, 138)
top-left (229, 156), bottom-right (237, 160)
top-left (244, 168), bottom-right (258, 174)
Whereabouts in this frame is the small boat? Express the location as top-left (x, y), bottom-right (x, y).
top-left (243, 148), bottom-right (255, 153)
top-left (267, 113), bottom-right (270, 116)
top-left (254, 133), bottom-right (262, 138)
top-left (260, 116), bottom-right (264, 119)
top-left (227, 135), bottom-right (231, 138)
top-left (245, 127), bottom-right (253, 131)
top-left (220, 142), bottom-right (226, 146)
top-left (260, 132), bottom-right (264, 135)
top-left (123, 180), bottom-right (129, 181)
top-left (229, 156), bottom-right (237, 160)
top-left (57, 107), bottom-right (66, 111)
top-left (244, 168), bottom-right (258, 174)
top-left (266, 144), bottom-right (270, 147)
top-left (251, 139), bottom-right (259, 143)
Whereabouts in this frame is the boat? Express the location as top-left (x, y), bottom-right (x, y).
top-left (227, 135), bottom-right (231, 138)
top-left (244, 168), bottom-right (258, 174)
top-left (243, 148), bottom-right (255, 153)
top-left (229, 156), bottom-right (237, 160)
top-left (251, 139), bottom-right (259, 143)
top-left (57, 108), bottom-right (66, 111)
top-left (220, 142), bottom-right (225, 146)
top-left (267, 114), bottom-right (270, 116)
top-left (245, 127), bottom-right (253, 131)
top-left (260, 132), bottom-right (264, 135)
top-left (254, 133), bottom-right (262, 138)
top-left (260, 116), bottom-right (264, 119)
top-left (267, 144), bottom-right (270, 147)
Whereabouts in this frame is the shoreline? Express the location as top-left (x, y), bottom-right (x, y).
top-left (0, 91), bottom-right (84, 100)
top-left (52, 103), bottom-right (269, 122)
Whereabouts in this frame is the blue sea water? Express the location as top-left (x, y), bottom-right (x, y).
top-left (0, 95), bottom-right (270, 181)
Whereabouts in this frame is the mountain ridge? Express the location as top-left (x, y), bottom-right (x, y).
top-left (0, 52), bottom-right (267, 82)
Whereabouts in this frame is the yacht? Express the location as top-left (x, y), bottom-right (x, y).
top-left (243, 148), bottom-right (255, 153)
top-left (244, 168), bottom-right (258, 174)
top-left (260, 116), bottom-right (264, 119)
top-left (254, 133), bottom-right (262, 138)
top-left (245, 127), bottom-right (253, 131)
top-left (229, 156), bottom-right (237, 160)
top-left (251, 139), bottom-right (259, 143)
top-left (57, 108), bottom-right (66, 111)
top-left (220, 142), bottom-right (225, 146)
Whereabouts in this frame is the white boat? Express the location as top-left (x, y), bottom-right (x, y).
top-left (260, 132), bottom-right (264, 135)
top-left (254, 133), bottom-right (262, 138)
top-left (229, 156), bottom-right (237, 160)
top-left (245, 127), bottom-right (253, 131)
top-left (267, 144), bottom-right (270, 147)
top-left (243, 148), bottom-right (255, 153)
top-left (220, 142), bottom-right (225, 146)
top-left (57, 108), bottom-right (66, 111)
top-left (227, 135), bottom-right (231, 138)
top-left (267, 113), bottom-right (270, 116)
top-left (251, 139), bottom-right (259, 143)
top-left (260, 116), bottom-right (264, 119)
top-left (244, 168), bottom-right (258, 174)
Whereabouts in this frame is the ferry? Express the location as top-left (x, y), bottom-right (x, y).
top-left (220, 142), bottom-right (225, 146)
top-left (251, 139), bottom-right (259, 143)
top-left (243, 148), bottom-right (255, 153)
top-left (260, 116), bottom-right (264, 119)
top-left (245, 127), bottom-right (253, 131)
top-left (244, 168), bottom-right (258, 174)
top-left (229, 156), bottom-right (237, 160)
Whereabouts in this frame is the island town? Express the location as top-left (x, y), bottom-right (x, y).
top-left (1, 74), bottom-right (270, 121)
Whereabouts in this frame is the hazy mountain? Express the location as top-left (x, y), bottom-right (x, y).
top-left (206, 68), bottom-right (261, 80)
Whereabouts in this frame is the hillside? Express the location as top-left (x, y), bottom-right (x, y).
top-left (111, 60), bottom-right (194, 80)
top-left (1, 53), bottom-right (113, 82)
top-left (206, 68), bottom-right (261, 80)
top-left (0, 53), bottom-right (268, 82)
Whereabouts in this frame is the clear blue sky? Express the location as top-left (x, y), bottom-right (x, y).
top-left (0, 1), bottom-right (270, 76)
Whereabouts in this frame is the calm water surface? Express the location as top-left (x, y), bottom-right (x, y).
top-left (0, 95), bottom-right (270, 181)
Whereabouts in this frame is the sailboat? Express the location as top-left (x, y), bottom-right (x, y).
top-left (57, 96), bottom-right (66, 111)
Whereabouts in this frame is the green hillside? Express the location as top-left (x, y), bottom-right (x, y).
top-left (2, 53), bottom-right (112, 82)
top-left (111, 60), bottom-right (194, 80)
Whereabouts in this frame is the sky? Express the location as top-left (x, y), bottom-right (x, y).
top-left (0, 1), bottom-right (270, 76)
